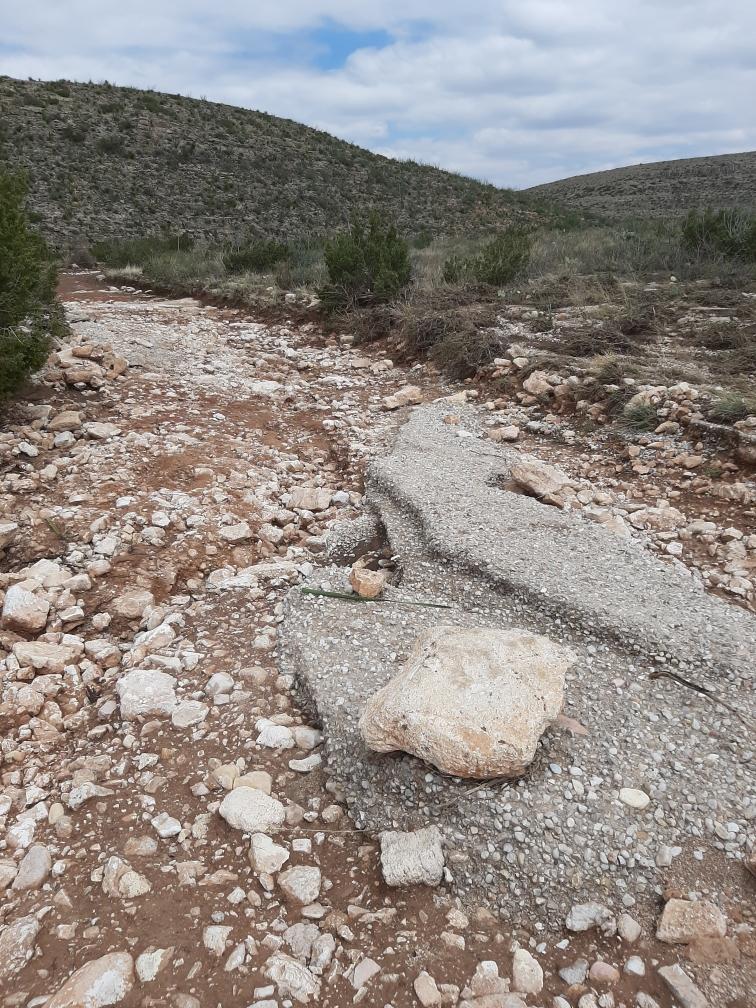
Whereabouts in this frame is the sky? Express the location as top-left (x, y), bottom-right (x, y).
top-left (2, 1), bottom-right (756, 188)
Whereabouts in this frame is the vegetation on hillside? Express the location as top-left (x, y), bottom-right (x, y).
top-left (0, 169), bottom-right (62, 401)
top-left (526, 151), bottom-right (756, 219)
top-left (0, 76), bottom-right (537, 249)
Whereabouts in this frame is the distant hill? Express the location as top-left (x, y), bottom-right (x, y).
top-left (526, 151), bottom-right (756, 218)
top-left (0, 76), bottom-right (536, 250)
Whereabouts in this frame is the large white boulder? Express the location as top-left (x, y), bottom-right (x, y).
top-left (360, 626), bottom-right (576, 778)
top-left (116, 670), bottom-right (177, 719)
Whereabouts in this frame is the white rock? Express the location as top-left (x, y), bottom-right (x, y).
top-left (12, 843), bottom-right (52, 891)
top-left (112, 589), bottom-right (155, 620)
top-left (151, 812), bottom-right (181, 838)
top-left (658, 964), bottom-right (708, 1008)
top-left (566, 902), bottom-right (617, 936)
top-left (278, 865), bottom-right (322, 905)
top-left (1, 585), bottom-right (50, 635)
top-left (265, 952), bottom-right (321, 1003)
top-left (171, 700), bottom-right (208, 727)
top-left (135, 947), bottom-right (174, 982)
top-left (46, 952), bottom-right (134, 1007)
top-left (0, 915), bottom-right (40, 980)
top-left (656, 899), bottom-right (727, 944)
top-left (379, 826), bottom-right (444, 887)
top-left (219, 787), bottom-right (286, 833)
top-left (249, 833), bottom-right (290, 874)
top-left (289, 487), bottom-right (333, 512)
top-left (360, 626), bottom-right (575, 778)
top-left (619, 788), bottom-right (650, 810)
top-left (203, 925), bottom-right (232, 956)
top-left (116, 669), bottom-right (177, 719)
top-left (219, 521), bottom-right (253, 543)
top-left (512, 948), bottom-right (544, 994)
top-left (256, 720), bottom-right (295, 749)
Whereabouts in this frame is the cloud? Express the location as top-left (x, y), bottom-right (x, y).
top-left (2, 1), bottom-right (755, 187)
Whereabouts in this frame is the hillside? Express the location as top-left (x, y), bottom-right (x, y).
top-left (0, 76), bottom-right (532, 250)
top-left (526, 151), bottom-right (756, 218)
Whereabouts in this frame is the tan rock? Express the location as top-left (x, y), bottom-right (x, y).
top-left (13, 640), bottom-right (79, 673)
top-left (289, 487), bottom-right (333, 512)
top-left (47, 410), bottom-right (82, 432)
top-left (383, 385), bottom-right (422, 411)
top-left (360, 626), bottom-right (576, 778)
top-left (349, 564), bottom-right (388, 599)
top-left (111, 589), bottom-right (155, 620)
top-left (657, 899), bottom-right (727, 944)
top-left (510, 456), bottom-right (572, 504)
top-left (12, 844), bottom-right (52, 891)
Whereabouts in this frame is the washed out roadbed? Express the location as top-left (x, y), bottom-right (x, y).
top-left (0, 273), bottom-right (753, 1008)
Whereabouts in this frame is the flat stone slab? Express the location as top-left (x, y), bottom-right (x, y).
top-left (279, 404), bottom-right (754, 926)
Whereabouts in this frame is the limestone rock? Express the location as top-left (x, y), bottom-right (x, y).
top-left (289, 487), bottom-right (333, 512)
top-left (0, 915), bottom-right (40, 980)
top-left (656, 899), bottom-right (727, 944)
top-left (278, 865), bottom-right (322, 904)
top-left (112, 589), bottom-right (154, 620)
top-left (657, 964), bottom-right (708, 1008)
top-left (12, 843), bottom-right (52, 891)
top-left (265, 952), bottom-right (321, 1004)
top-left (219, 787), bottom-right (286, 833)
top-left (46, 952), bottom-right (134, 1008)
top-left (13, 640), bottom-right (79, 673)
top-left (360, 626), bottom-right (575, 778)
top-left (383, 385), bottom-right (422, 410)
top-left (0, 521), bottom-right (19, 550)
top-left (102, 856), bottom-right (152, 899)
top-left (379, 826), bottom-right (444, 887)
top-left (249, 833), bottom-right (290, 874)
top-left (510, 456), bottom-right (573, 504)
top-left (116, 669), bottom-right (177, 719)
top-left (349, 564), bottom-right (388, 599)
top-left (1, 585), bottom-right (50, 635)
top-left (512, 948), bottom-right (543, 994)
top-left (566, 902), bottom-right (617, 936)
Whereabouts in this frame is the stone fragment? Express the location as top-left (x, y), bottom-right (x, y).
top-left (265, 952), bottom-right (321, 1003)
top-left (13, 640), bottom-right (78, 673)
top-left (278, 865), bottom-right (322, 905)
top-left (136, 947), bottom-right (174, 982)
top-left (0, 521), bottom-right (19, 550)
top-left (12, 843), bottom-right (52, 891)
top-left (566, 902), bottom-right (617, 936)
top-left (219, 787), bottom-right (286, 833)
top-left (383, 385), bottom-right (422, 410)
top-left (112, 589), bottom-right (154, 620)
top-left (203, 926), bottom-right (232, 956)
top-left (510, 457), bottom-right (572, 503)
top-left (46, 952), bottom-right (134, 1007)
top-left (512, 948), bottom-right (543, 993)
top-left (102, 856), bottom-right (152, 899)
top-left (414, 971), bottom-right (443, 1006)
top-left (116, 669), bottom-right (177, 719)
top-left (619, 787), bottom-right (650, 810)
top-left (349, 563), bottom-right (388, 599)
top-left (658, 964), bottom-right (708, 1008)
top-left (0, 915), bottom-right (40, 980)
top-left (379, 826), bottom-right (444, 887)
top-left (219, 521), bottom-right (253, 543)
top-left (360, 626), bottom-right (575, 778)
top-left (289, 487), bottom-right (333, 512)
top-left (171, 700), bottom-right (208, 727)
top-left (1, 585), bottom-right (50, 635)
top-left (656, 899), bottom-right (727, 944)
top-left (589, 961), bottom-right (620, 984)
top-left (348, 957), bottom-right (381, 989)
top-left (249, 833), bottom-right (290, 874)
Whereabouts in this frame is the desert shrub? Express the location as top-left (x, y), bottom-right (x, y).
top-left (95, 133), bottom-right (125, 156)
top-left (682, 209), bottom-right (756, 261)
top-left (142, 247), bottom-right (225, 289)
top-left (0, 170), bottom-right (59, 399)
top-left (223, 239), bottom-right (289, 274)
top-left (621, 402), bottom-right (658, 431)
top-left (321, 213), bottom-right (411, 308)
top-left (92, 234), bottom-right (193, 267)
top-left (443, 228), bottom-right (531, 287)
top-left (709, 392), bottom-right (754, 423)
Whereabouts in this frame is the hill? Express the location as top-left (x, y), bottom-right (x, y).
top-left (0, 76), bottom-right (533, 250)
top-left (526, 151), bottom-right (756, 218)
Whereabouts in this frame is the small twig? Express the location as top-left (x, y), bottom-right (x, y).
top-left (299, 587), bottom-right (453, 610)
top-left (649, 669), bottom-right (753, 730)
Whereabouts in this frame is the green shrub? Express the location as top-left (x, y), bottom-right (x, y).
top-left (621, 402), bottom-right (658, 431)
top-left (709, 392), bottom-right (754, 424)
top-left (0, 170), bottom-right (59, 400)
top-left (682, 209), bottom-right (756, 261)
top-left (321, 213), bottom-right (411, 307)
top-left (92, 234), bottom-right (193, 267)
top-left (223, 239), bottom-right (289, 273)
top-left (443, 228), bottom-right (531, 287)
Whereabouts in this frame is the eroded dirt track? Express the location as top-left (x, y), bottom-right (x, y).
top-left (0, 276), bottom-right (753, 1008)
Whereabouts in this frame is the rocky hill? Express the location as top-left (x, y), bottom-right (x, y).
top-left (0, 76), bottom-right (532, 250)
top-left (526, 151), bottom-right (756, 218)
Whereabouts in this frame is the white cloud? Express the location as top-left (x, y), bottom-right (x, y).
top-left (2, 1), bottom-right (755, 186)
